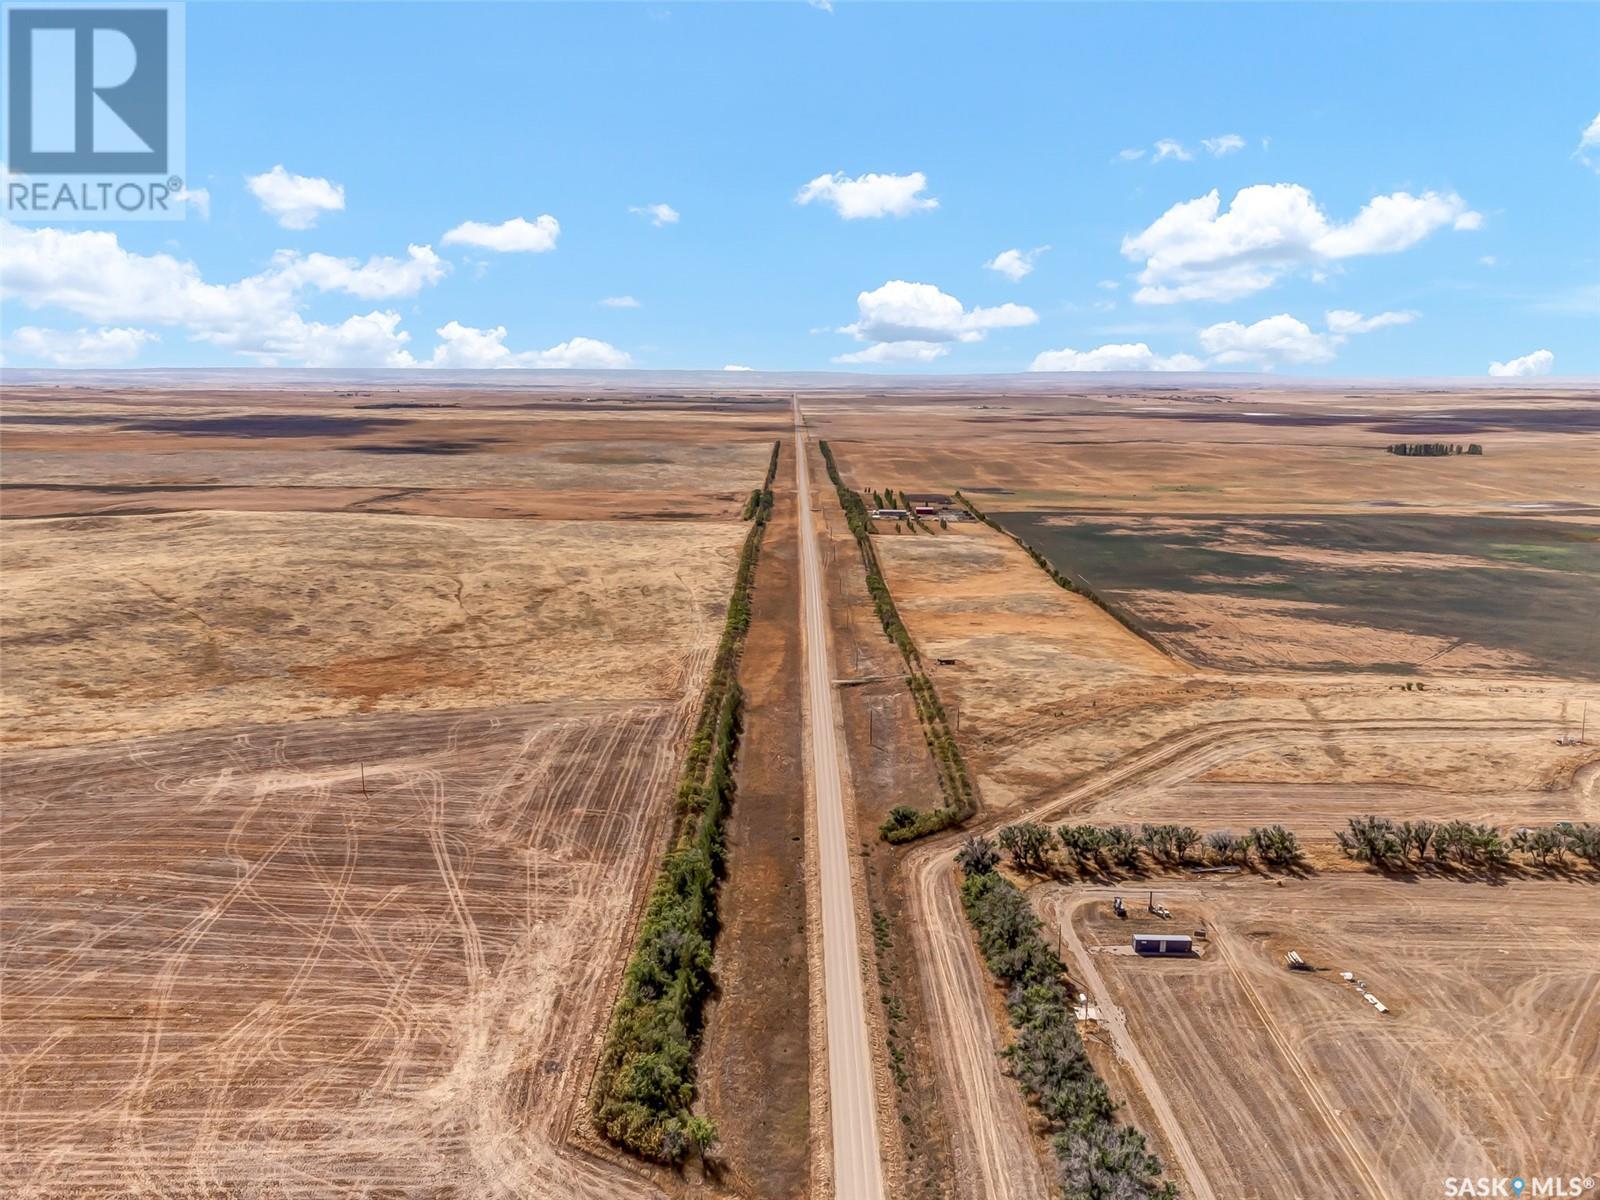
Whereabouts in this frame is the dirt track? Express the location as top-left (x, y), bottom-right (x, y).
top-left (794, 412), bottom-right (886, 1200)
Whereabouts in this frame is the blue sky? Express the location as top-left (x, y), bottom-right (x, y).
top-left (3, 1), bottom-right (1597, 375)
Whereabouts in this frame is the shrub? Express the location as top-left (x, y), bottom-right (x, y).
top-left (1205, 829), bottom-right (1244, 864)
top-left (1336, 815), bottom-right (1406, 866)
top-left (1248, 825), bottom-right (1302, 867)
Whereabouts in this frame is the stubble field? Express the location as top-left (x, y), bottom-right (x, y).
top-left (1, 384), bottom-right (783, 1197)
top-left (1044, 879), bottom-right (1600, 1200)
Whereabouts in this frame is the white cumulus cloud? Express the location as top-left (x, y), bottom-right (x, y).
top-left (269, 244), bottom-right (448, 299)
top-left (1488, 349), bottom-right (1554, 378)
top-left (442, 215), bottom-right (560, 253)
top-left (1152, 139), bottom-right (1194, 163)
top-left (1198, 314), bottom-right (1338, 366)
top-left (722, 364), bottom-right (755, 371)
top-left (264, 311), bottom-right (415, 367)
top-left (1029, 343), bottom-right (1204, 372)
top-left (796, 171), bottom-right (938, 219)
top-left (0, 223), bottom-right (447, 365)
top-left (840, 280), bottom-right (1037, 349)
top-left (5, 325), bottom-right (158, 366)
top-left (1198, 309), bottom-right (1417, 368)
top-left (600, 295), bottom-right (640, 308)
top-left (428, 321), bottom-right (631, 369)
top-left (1122, 183), bottom-right (1481, 303)
top-left (985, 246), bottom-right (1049, 282)
top-left (245, 165), bottom-right (345, 229)
top-left (629, 203), bottom-right (680, 227)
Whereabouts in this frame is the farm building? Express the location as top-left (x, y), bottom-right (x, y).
top-left (871, 508), bottom-right (910, 520)
top-left (1132, 933), bottom-right (1193, 956)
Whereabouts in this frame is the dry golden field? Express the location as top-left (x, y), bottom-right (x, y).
top-left (1041, 880), bottom-right (1600, 1200)
top-left (1, 384), bottom-right (784, 1198)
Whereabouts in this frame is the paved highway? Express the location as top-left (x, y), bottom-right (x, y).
top-left (793, 405), bottom-right (886, 1200)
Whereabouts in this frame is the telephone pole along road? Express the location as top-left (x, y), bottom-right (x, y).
top-left (793, 402), bottom-right (887, 1200)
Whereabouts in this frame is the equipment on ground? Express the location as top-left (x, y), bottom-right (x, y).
top-left (1132, 933), bottom-right (1193, 956)
top-left (1285, 950), bottom-right (1310, 970)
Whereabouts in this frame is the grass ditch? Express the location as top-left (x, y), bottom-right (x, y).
top-left (816, 441), bottom-right (976, 843)
top-left (956, 845), bottom-right (1177, 1200)
top-left (954, 491), bottom-right (1178, 662)
top-left (590, 451), bottom-right (777, 1164)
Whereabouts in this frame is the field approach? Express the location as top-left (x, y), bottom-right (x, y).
top-left (2, 377), bottom-right (1597, 1200)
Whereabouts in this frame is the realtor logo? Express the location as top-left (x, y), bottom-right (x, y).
top-left (4, 2), bottom-right (186, 218)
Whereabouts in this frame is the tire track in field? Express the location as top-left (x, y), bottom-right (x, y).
top-left (0, 699), bottom-right (691, 1199)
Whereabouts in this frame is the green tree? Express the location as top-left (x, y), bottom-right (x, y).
top-left (1512, 826), bottom-right (1564, 866)
top-left (998, 821), bottom-right (1052, 872)
top-left (682, 1115), bottom-right (718, 1157)
top-left (1102, 825), bottom-right (1142, 869)
top-left (1058, 824), bottom-right (1106, 870)
top-left (1172, 826), bottom-right (1201, 864)
top-left (1205, 830), bottom-right (1244, 864)
top-left (1249, 825), bottom-right (1302, 868)
top-left (1337, 815), bottom-right (1405, 866)
top-left (1400, 819), bottom-right (1436, 861)
top-left (956, 834), bottom-right (1001, 876)
top-left (1563, 823), bottom-right (1600, 866)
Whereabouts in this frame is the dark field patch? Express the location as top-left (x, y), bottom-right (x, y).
top-left (1135, 406), bottom-right (1600, 435)
top-left (117, 414), bottom-right (409, 437)
top-left (995, 511), bottom-right (1600, 679)
top-left (1, 483), bottom-right (221, 493)
top-left (346, 438), bottom-right (503, 455)
top-left (0, 413), bottom-right (124, 426)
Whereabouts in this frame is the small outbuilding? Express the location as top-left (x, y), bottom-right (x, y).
top-left (1132, 933), bottom-right (1193, 957)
